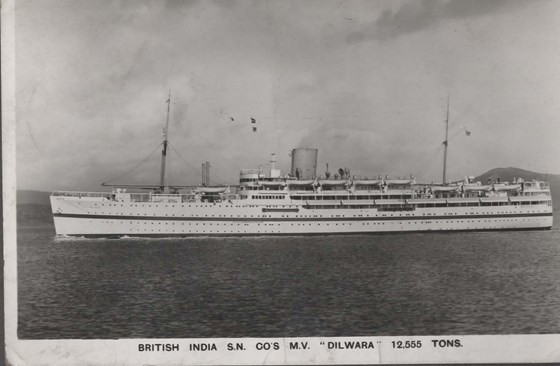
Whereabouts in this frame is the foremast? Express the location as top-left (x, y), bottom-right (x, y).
top-left (160, 91), bottom-right (171, 192)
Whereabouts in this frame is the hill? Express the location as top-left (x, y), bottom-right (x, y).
top-left (474, 167), bottom-right (559, 184)
top-left (17, 190), bottom-right (51, 205)
top-left (16, 191), bottom-right (53, 226)
top-left (17, 204), bottom-right (54, 226)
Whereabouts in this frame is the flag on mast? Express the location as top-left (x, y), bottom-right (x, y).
top-left (251, 117), bottom-right (257, 132)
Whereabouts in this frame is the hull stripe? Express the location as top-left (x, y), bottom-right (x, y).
top-left (53, 212), bottom-right (553, 222)
top-left (66, 226), bottom-right (554, 238)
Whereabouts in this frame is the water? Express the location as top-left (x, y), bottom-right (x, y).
top-left (17, 223), bottom-right (560, 339)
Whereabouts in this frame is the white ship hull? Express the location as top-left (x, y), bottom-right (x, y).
top-left (51, 195), bottom-right (553, 237)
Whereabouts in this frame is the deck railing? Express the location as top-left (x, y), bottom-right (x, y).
top-left (51, 191), bottom-right (111, 198)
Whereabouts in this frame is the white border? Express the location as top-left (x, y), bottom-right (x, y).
top-left (5, 336), bottom-right (560, 364)
top-left (3, 0), bottom-right (19, 364)
top-left (3, 0), bottom-right (560, 364)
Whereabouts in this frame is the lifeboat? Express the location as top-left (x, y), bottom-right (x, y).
top-left (193, 186), bottom-right (229, 193)
top-left (385, 179), bottom-right (415, 185)
top-left (431, 186), bottom-right (460, 192)
top-left (493, 184), bottom-right (521, 192)
top-left (353, 179), bottom-right (382, 186)
top-left (318, 179), bottom-right (349, 186)
top-left (285, 179), bottom-right (315, 186)
top-left (258, 181), bottom-right (287, 187)
top-left (463, 185), bottom-right (492, 192)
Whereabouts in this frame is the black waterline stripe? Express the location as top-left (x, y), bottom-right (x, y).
top-left (53, 212), bottom-right (553, 222)
top-left (67, 226), bottom-right (554, 238)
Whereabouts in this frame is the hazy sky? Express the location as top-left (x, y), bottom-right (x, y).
top-left (15, 0), bottom-right (560, 191)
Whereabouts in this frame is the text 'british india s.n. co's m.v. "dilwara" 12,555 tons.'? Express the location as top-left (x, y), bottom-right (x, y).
top-left (50, 96), bottom-right (553, 237)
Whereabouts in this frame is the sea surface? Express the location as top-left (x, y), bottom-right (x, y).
top-left (17, 219), bottom-right (560, 339)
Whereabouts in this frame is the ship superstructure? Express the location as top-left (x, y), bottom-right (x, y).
top-left (50, 97), bottom-right (553, 237)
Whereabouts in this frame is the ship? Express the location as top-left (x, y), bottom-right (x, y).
top-left (50, 97), bottom-right (553, 237)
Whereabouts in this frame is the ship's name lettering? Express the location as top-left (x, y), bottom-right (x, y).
top-left (327, 341), bottom-right (375, 349)
top-left (189, 343), bottom-right (218, 351)
top-left (138, 343), bottom-right (179, 352)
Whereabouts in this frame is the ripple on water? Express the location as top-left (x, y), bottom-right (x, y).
top-left (17, 224), bottom-right (560, 339)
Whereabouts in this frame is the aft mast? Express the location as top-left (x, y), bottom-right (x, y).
top-left (160, 91), bottom-right (171, 192)
top-left (442, 96), bottom-right (450, 185)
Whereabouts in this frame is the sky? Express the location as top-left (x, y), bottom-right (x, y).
top-left (14, 0), bottom-right (560, 191)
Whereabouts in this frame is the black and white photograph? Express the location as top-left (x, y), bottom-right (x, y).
top-left (4, 0), bottom-right (560, 364)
